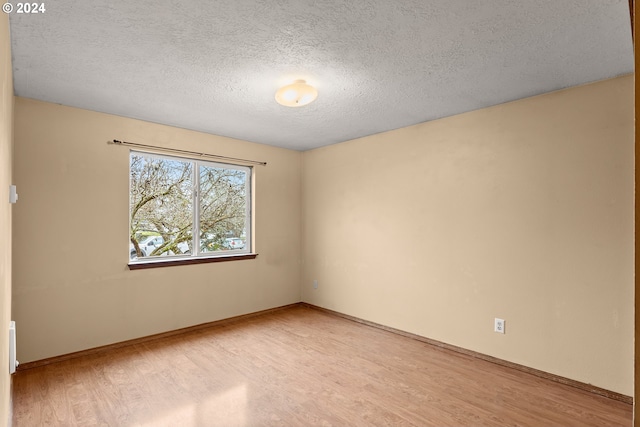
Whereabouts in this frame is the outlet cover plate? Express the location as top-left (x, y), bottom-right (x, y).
top-left (494, 318), bottom-right (505, 334)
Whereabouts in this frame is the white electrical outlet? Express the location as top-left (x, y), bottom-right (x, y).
top-left (494, 318), bottom-right (505, 334)
top-left (313, 279), bottom-right (318, 289)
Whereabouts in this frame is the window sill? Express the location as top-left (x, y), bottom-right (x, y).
top-left (128, 253), bottom-right (258, 270)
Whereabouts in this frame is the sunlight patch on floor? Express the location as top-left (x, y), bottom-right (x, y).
top-left (138, 383), bottom-right (248, 427)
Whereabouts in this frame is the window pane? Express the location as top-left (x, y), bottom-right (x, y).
top-left (129, 153), bottom-right (193, 259)
top-left (199, 164), bottom-right (248, 253)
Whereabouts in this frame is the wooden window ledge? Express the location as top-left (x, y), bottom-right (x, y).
top-left (128, 253), bottom-right (258, 270)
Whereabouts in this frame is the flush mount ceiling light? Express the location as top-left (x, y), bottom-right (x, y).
top-left (275, 80), bottom-right (318, 107)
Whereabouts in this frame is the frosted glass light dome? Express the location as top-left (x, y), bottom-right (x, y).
top-left (275, 80), bottom-right (318, 107)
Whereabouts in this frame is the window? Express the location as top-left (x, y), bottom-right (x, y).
top-left (129, 151), bottom-right (252, 266)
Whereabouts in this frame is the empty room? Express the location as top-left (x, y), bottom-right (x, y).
top-left (0, 1), bottom-right (636, 426)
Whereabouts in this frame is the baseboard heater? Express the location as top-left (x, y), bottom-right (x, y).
top-left (9, 321), bottom-right (18, 374)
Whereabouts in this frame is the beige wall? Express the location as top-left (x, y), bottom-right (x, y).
top-left (302, 75), bottom-right (634, 395)
top-left (0, 12), bottom-right (13, 426)
top-left (12, 98), bottom-right (302, 363)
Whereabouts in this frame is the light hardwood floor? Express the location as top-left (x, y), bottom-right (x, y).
top-left (12, 305), bottom-right (632, 426)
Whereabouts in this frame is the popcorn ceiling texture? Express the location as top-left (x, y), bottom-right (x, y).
top-left (8, 0), bottom-right (634, 151)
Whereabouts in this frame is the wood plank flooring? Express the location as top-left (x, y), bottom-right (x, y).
top-left (12, 305), bottom-right (632, 426)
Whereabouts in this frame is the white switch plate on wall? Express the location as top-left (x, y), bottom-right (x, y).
top-left (9, 185), bottom-right (18, 204)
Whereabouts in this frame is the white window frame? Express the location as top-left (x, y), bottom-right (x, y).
top-left (129, 150), bottom-right (253, 267)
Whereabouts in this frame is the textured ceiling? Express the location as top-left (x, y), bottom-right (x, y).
top-left (8, 0), bottom-right (634, 151)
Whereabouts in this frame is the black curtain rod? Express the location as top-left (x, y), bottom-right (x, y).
top-left (108, 139), bottom-right (267, 166)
